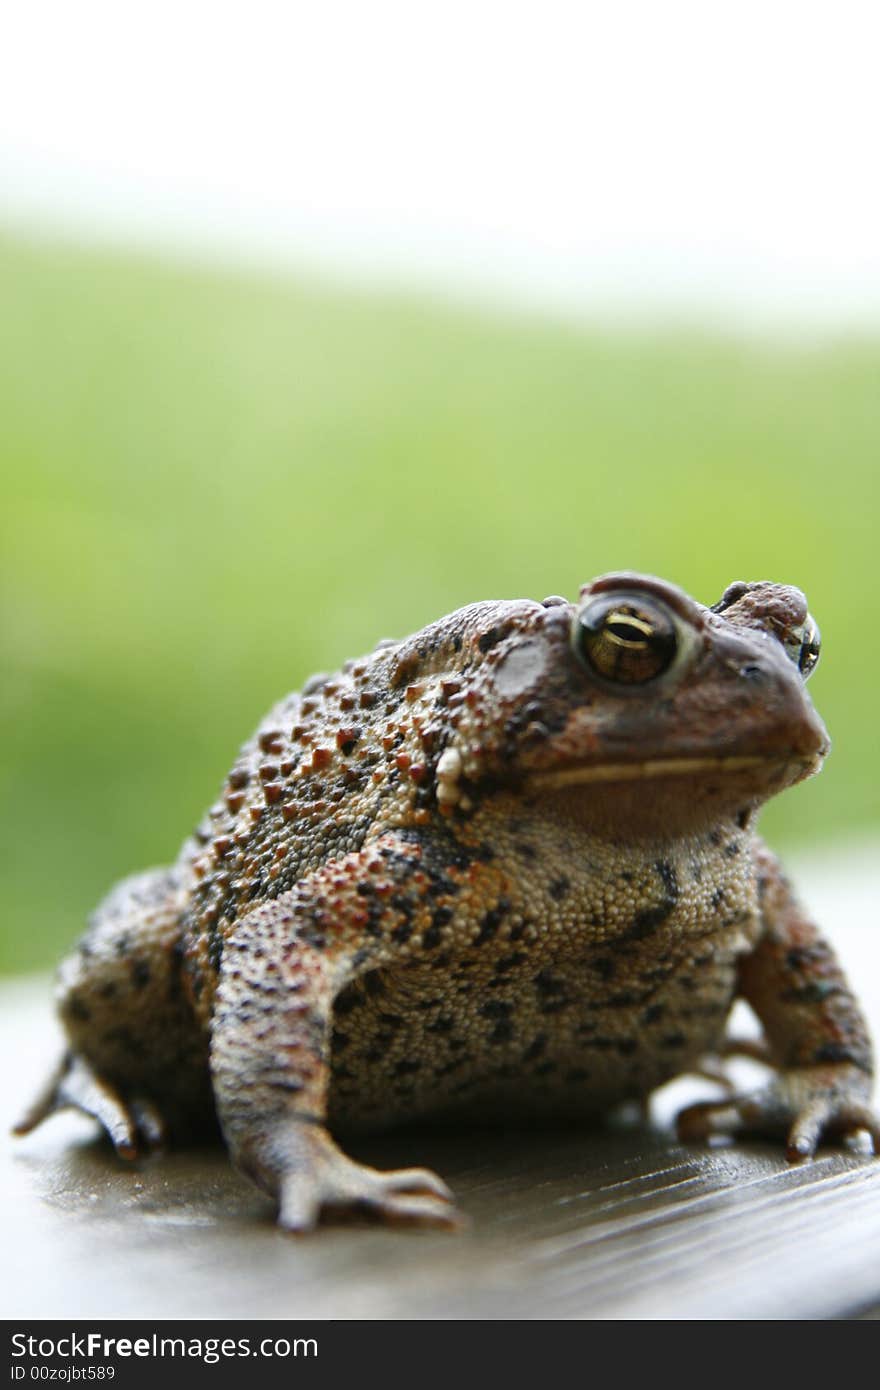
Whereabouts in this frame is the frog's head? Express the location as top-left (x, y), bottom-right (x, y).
top-left (433, 573), bottom-right (829, 836)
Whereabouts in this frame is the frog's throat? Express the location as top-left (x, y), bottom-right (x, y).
top-left (526, 754), bottom-right (767, 792)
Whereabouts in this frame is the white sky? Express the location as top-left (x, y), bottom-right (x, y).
top-left (1, 1), bottom-right (879, 326)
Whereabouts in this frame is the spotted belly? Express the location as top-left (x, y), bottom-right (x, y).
top-left (326, 944), bottom-right (741, 1133)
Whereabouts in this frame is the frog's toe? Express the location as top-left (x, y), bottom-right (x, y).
top-left (373, 1165), bottom-right (455, 1202)
top-left (340, 1164), bottom-right (464, 1228)
top-left (785, 1095), bottom-right (880, 1160)
top-left (243, 1118), bottom-right (462, 1233)
top-left (676, 1064), bottom-right (880, 1161)
top-left (676, 1095), bottom-right (751, 1146)
top-left (13, 1053), bottom-right (162, 1160)
top-left (129, 1095), bottom-right (169, 1152)
top-left (278, 1154), bottom-right (463, 1233)
top-left (770, 1064), bottom-right (879, 1160)
top-left (279, 1170), bottom-right (463, 1233)
top-left (356, 1190), bottom-right (467, 1229)
top-left (13, 1054), bottom-right (70, 1138)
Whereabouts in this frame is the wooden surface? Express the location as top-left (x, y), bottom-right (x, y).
top-left (5, 846), bottom-right (880, 1321)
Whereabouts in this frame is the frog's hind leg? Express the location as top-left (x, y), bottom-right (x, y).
top-left (15, 866), bottom-right (212, 1155)
top-left (13, 1053), bottom-right (165, 1159)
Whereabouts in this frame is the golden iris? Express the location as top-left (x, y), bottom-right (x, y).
top-left (574, 595), bottom-right (677, 685)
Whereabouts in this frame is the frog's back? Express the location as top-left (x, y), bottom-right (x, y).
top-left (181, 597), bottom-right (539, 1018)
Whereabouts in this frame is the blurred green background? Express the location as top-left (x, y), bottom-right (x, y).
top-left (1, 230), bottom-right (878, 973)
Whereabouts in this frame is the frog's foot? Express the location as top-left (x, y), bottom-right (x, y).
top-left (13, 1053), bottom-right (167, 1159)
top-left (676, 1063), bottom-right (880, 1161)
top-left (237, 1120), bottom-right (463, 1233)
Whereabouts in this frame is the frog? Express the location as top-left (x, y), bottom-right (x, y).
top-left (16, 572), bottom-right (879, 1231)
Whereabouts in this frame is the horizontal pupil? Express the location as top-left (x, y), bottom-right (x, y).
top-left (606, 630), bottom-right (649, 650)
top-left (606, 617), bottom-right (653, 648)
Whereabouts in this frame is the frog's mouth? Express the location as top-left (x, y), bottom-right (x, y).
top-left (526, 754), bottom-right (768, 793)
top-left (521, 748), bottom-right (824, 831)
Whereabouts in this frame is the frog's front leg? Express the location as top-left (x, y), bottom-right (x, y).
top-left (678, 843), bottom-right (879, 1160)
top-left (208, 834), bottom-right (467, 1232)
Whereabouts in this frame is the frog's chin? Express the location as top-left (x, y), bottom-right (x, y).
top-left (522, 750), bottom-right (824, 837)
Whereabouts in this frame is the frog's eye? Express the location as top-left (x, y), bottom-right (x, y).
top-left (795, 614), bottom-right (821, 680)
top-left (573, 594), bottom-right (678, 685)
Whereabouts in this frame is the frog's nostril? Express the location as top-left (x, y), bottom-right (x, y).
top-left (739, 664), bottom-right (764, 681)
